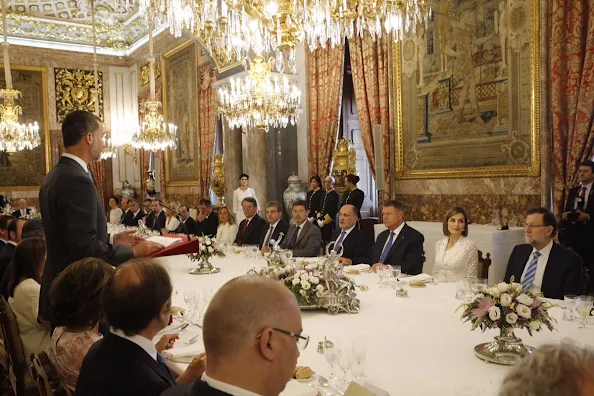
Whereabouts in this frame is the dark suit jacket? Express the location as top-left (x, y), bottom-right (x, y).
top-left (76, 333), bottom-right (177, 396)
top-left (176, 217), bottom-right (198, 235)
top-left (234, 215), bottom-right (267, 246)
top-left (195, 213), bottom-right (219, 237)
top-left (38, 156), bottom-right (134, 321)
top-left (0, 243), bottom-right (15, 288)
top-left (0, 240), bottom-right (5, 257)
top-left (122, 210), bottom-right (146, 227)
top-left (561, 185), bottom-right (594, 256)
top-left (161, 380), bottom-right (231, 396)
top-left (307, 189), bottom-right (323, 219)
top-left (504, 243), bottom-right (583, 299)
top-left (147, 210), bottom-right (167, 232)
top-left (11, 209), bottom-right (30, 218)
top-left (319, 190), bottom-right (339, 242)
top-left (341, 188), bottom-right (365, 213)
top-left (331, 228), bottom-right (371, 264)
top-left (280, 221), bottom-right (321, 257)
top-left (259, 219), bottom-right (289, 249)
top-left (371, 224), bottom-right (425, 275)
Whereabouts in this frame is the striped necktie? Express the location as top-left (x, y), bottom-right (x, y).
top-left (334, 231), bottom-right (347, 250)
top-left (379, 232), bottom-right (395, 264)
top-left (522, 251), bottom-right (541, 292)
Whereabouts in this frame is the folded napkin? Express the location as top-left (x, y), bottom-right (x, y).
top-left (398, 273), bottom-right (433, 283)
top-left (162, 340), bottom-right (205, 364)
top-left (349, 264), bottom-right (371, 271)
top-left (281, 380), bottom-right (318, 396)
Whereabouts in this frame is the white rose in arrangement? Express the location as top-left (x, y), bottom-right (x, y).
top-left (300, 273), bottom-right (309, 281)
top-left (316, 284), bottom-right (324, 292)
top-left (292, 278), bottom-right (300, 286)
top-left (516, 304), bottom-right (532, 319)
top-left (488, 287), bottom-right (501, 298)
top-left (316, 290), bottom-right (324, 298)
top-left (300, 289), bottom-right (307, 296)
top-left (529, 321), bottom-right (541, 332)
top-left (208, 246), bottom-right (214, 253)
top-left (516, 294), bottom-right (534, 307)
top-left (512, 283), bottom-right (523, 294)
top-left (500, 293), bottom-right (512, 307)
top-left (310, 276), bottom-right (320, 284)
top-left (505, 313), bottom-right (518, 324)
top-left (497, 283), bottom-right (510, 293)
top-left (488, 306), bottom-right (501, 321)
top-left (301, 280), bottom-right (311, 290)
top-left (205, 240), bottom-right (212, 246)
top-left (200, 245), bottom-right (207, 252)
top-left (306, 264), bottom-right (316, 271)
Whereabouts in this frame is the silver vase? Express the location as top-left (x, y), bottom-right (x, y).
top-left (474, 327), bottom-right (535, 365)
top-left (283, 174), bottom-right (306, 218)
top-left (189, 255), bottom-right (221, 275)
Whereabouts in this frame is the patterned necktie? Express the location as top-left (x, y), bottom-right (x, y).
top-left (379, 232), bottom-right (395, 264)
top-left (579, 186), bottom-right (588, 209)
top-left (263, 225), bottom-right (274, 247)
top-left (290, 226), bottom-right (301, 248)
top-left (335, 231), bottom-right (347, 250)
top-left (242, 219), bottom-right (250, 236)
top-left (522, 251), bottom-right (541, 292)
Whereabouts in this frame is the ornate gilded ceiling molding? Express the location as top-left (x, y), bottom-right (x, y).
top-left (55, 68), bottom-right (104, 122)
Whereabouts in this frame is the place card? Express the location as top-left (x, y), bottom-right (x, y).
top-left (344, 382), bottom-right (390, 396)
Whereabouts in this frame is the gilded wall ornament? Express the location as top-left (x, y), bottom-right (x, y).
top-left (55, 68), bottom-right (104, 122)
top-left (140, 60), bottom-right (161, 86)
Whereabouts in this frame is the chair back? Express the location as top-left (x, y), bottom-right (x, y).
top-left (478, 250), bottom-right (491, 279)
top-left (30, 352), bottom-right (69, 396)
top-left (359, 217), bottom-right (378, 249)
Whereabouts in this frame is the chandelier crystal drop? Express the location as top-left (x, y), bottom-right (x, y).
top-left (140, 0), bottom-right (196, 38)
top-left (217, 56), bottom-right (301, 132)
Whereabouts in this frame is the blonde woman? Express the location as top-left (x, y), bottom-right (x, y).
top-left (216, 207), bottom-right (239, 244)
top-left (163, 202), bottom-right (180, 233)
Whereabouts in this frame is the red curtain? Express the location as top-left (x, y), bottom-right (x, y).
top-left (349, 35), bottom-right (391, 199)
top-left (551, 0), bottom-right (594, 215)
top-left (307, 43), bottom-right (345, 178)
top-left (198, 65), bottom-right (217, 196)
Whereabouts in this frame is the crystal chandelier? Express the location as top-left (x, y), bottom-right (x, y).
top-left (0, 0), bottom-right (40, 153)
top-left (217, 55), bottom-right (301, 132)
top-left (131, 21), bottom-right (177, 151)
top-left (140, 0), bottom-right (196, 38)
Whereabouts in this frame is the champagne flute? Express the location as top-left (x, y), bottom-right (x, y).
top-left (351, 338), bottom-right (367, 382)
top-left (323, 341), bottom-right (339, 384)
top-left (576, 296), bottom-right (593, 329)
top-left (336, 343), bottom-right (353, 390)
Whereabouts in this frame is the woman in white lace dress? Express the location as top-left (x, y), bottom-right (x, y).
top-left (233, 173), bottom-right (259, 224)
top-left (433, 207), bottom-right (478, 282)
top-left (108, 196), bottom-right (123, 225)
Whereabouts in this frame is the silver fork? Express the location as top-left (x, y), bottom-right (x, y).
top-left (176, 333), bottom-right (201, 348)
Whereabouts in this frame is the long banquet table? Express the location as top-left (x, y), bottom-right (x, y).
top-left (159, 253), bottom-right (593, 396)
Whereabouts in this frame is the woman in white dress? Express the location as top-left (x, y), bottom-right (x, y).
top-left (108, 196), bottom-right (123, 225)
top-left (433, 207), bottom-right (478, 282)
top-left (164, 203), bottom-right (181, 233)
top-left (216, 207), bottom-right (239, 244)
top-left (233, 173), bottom-right (259, 224)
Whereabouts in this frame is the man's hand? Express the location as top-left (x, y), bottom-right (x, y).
top-left (113, 230), bottom-right (144, 247)
top-left (338, 257), bottom-right (352, 266)
top-left (132, 240), bottom-right (164, 257)
top-left (177, 353), bottom-right (207, 384)
top-left (261, 246), bottom-right (270, 253)
top-left (317, 219), bottom-right (324, 228)
top-left (578, 211), bottom-right (590, 222)
top-left (155, 333), bottom-right (179, 352)
top-left (371, 263), bottom-right (386, 273)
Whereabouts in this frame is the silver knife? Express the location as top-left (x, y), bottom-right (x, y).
top-left (158, 322), bottom-right (189, 335)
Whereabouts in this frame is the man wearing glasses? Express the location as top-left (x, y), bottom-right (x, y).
top-left (163, 275), bottom-right (307, 396)
top-left (504, 207), bottom-right (583, 299)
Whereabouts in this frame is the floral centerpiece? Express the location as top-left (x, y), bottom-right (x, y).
top-left (187, 235), bottom-right (225, 275)
top-left (458, 277), bottom-right (556, 365)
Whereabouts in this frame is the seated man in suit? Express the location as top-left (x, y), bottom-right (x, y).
top-left (195, 199), bottom-right (219, 237)
top-left (175, 205), bottom-right (198, 235)
top-left (11, 199), bottom-right (30, 218)
top-left (122, 199), bottom-right (145, 227)
top-left (260, 201), bottom-right (289, 252)
top-left (0, 217), bottom-right (25, 284)
top-left (234, 197), bottom-right (267, 246)
top-left (75, 258), bottom-right (206, 396)
top-left (0, 215), bottom-right (14, 256)
top-left (162, 275), bottom-right (304, 396)
top-left (120, 196), bottom-right (130, 222)
top-left (331, 204), bottom-right (371, 265)
top-left (143, 198), bottom-right (153, 214)
top-left (146, 199), bottom-right (167, 232)
top-left (280, 200), bottom-right (321, 257)
top-left (504, 207), bottom-right (582, 299)
top-left (371, 200), bottom-right (424, 275)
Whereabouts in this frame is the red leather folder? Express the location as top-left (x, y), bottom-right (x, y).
top-left (147, 236), bottom-right (200, 258)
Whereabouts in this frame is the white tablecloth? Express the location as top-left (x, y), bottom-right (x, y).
top-left (159, 253), bottom-right (593, 396)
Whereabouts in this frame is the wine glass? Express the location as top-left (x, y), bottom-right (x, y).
top-left (183, 292), bottom-right (197, 323)
top-left (564, 294), bottom-right (578, 322)
top-left (336, 343), bottom-right (353, 390)
top-left (392, 265), bottom-right (401, 281)
top-left (323, 341), bottom-right (339, 384)
top-left (576, 296), bottom-right (593, 329)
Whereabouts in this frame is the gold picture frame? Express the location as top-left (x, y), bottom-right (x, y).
top-left (0, 65), bottom-right (51, 190)
top-left (162, 40), bottom-right (201, 187)
top-left (393, 0), bottom-right (540, 179)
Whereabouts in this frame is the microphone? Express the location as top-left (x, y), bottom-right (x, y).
top-left (154, 200), bottom-right (191, 242)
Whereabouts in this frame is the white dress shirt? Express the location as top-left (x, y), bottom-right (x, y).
top-left (7, 240), bottom-right (17, 247)
top-left (294, 222), bottom-right (306, 241)
top-left (111, 329), bottom-right (157, 361)
top-left (62, 153), bottom-right (88, 173)
top-left (202, 373), bottom-right (261, 396)
top-left (520, 240), bottom-right (554, 294)
top-left (262, 219), bottom-right (281, 245)
top-left (380, 222), bottom-right (406, 258)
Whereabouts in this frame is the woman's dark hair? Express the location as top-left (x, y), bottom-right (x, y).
top-left (108, 196), bottom-right (120, 205)
top-left (346, 174), bottom-right (360, 185)
top-left (49, 257), bottom-right (114, 329)
top-left (443, 207), bottom-right (469, 237)
top-left (9, 238), bottom-right (46, 298)
top-left (239, 173), bottom-right (249, 180)
top-left (310, 176), bottom-right (322, 187)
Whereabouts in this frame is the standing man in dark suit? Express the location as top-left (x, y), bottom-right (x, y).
top-left (176, 205), bottom-right (198, 235)
top-left (371, 200), bottom-right (424, 275)
top-left (11, 199), bottom-right (30, 218)
top-left (260, 201), bottom-right (289, 251)
top-left (280, 200), bottom-right (321, 257)
top-left (76, 259), bottom-right (206, 396)
top-left (505, 207), bottom-right (583, 299)
top-left (122, 199), bottom-right (146, 227)
top-left (561, 160), bottom-right (594, 292)
top-left (162, 276), bottom-right (303, 396)
top-left (0, 215), bottom-right (14, 256)
top-left (330, 205), bottom-right (371, 265)
top-left (195, 198), bottom-right (219, 237)
top-left (234, 197), bottom-right (266, 246)
top-left (317, 176), bottom-right (340, 244)
top-left (146, 199), bottom-right (167, 232)
top-left (38, 110), bottom-right (162, 323)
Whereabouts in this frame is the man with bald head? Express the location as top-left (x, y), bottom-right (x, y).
top-left (163, 275), bottom-right (306, 396)
top-left (329, 204), bottom-right (372, 265)
top-left (11, 199), bottom-right (30, 218)
top-left (76, 258), bottom-right (205, 396)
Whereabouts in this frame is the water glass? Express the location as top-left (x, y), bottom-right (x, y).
top-left (576, 295), bottom-right (594, 329)
top-left (250, 245), bottom-right (260, 258)
top-left (392, 265), bottom-right (401, 280)
top-left (475, 278), bottom-right (488, 291)
top-left (564, 294), bottom-right (578, 322)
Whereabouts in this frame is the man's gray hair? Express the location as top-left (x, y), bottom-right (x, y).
top-left (499, 341), bottom-right (594, 396)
